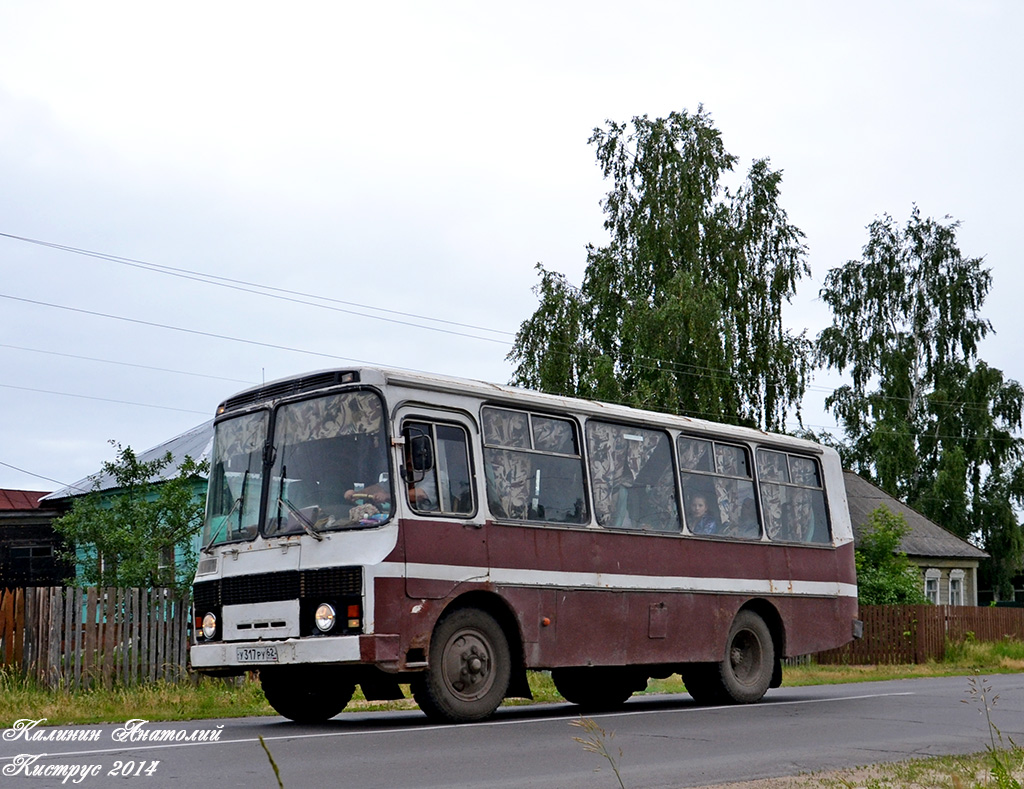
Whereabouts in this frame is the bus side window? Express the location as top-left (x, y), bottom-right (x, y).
top-left (677, 437), bottom-right (759, 539)
top-left (586, 421), bottom-right (680, 532)
top-left (482, 407), bottom-right (588, 525)
top-left (757, 451), bottom-right (830, 543)
top-left (402, 421), bottom-right (475, 516)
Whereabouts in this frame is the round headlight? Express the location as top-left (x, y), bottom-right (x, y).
top-left (314, 603), bottom-right (336, 633)
top-left (202, 612), bottom-right (217, 640)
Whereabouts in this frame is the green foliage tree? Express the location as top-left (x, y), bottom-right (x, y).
top-left (818, 207), bottom-right (1024, 598)
top-left (855, 506), bottom-right (929, 605)
top-left (509, 106), bottom-right (811, 431)
top-left (52, 443), bottom-right (208, 593)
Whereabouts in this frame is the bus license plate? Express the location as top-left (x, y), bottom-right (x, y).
top-left (236, 646), bottom-right (279, 664)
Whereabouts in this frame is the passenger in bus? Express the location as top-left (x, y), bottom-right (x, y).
top-left (688, 494), bottom-right (718, 535)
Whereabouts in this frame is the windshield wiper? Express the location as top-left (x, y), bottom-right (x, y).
top-left (276, 497), bottom-right (324, 541)
top-left (202, 468), bottom-right (247, 554)
top-left (202, 496), bottom-right (241, 554)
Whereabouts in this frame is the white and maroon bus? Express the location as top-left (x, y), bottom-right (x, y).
top-left (191, 367), bottom-right (858, 723)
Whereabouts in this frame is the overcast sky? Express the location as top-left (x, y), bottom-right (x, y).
top-left (1, 0), bottom-right (1020, 492)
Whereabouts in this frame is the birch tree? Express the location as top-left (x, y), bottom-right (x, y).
top-left (509, 107), bottom-right (811, 431)
top-left (818, 208), bottom-right (1024, 597)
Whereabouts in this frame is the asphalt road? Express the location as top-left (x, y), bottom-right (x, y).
top-left (3, 675), bottom-right (1024, 788)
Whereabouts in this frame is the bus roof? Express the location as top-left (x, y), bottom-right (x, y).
top-left (217, 365), bottom-right (824, 454)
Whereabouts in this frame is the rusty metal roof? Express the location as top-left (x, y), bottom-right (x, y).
top-left (844, 471), bottom-right (988, 560)
top-left (0, 489), bottom-right (51, 510)
top-left (43, 420), bottom-right (214, 502)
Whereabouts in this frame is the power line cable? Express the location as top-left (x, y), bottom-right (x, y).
top-left (0, 460), bottom-right (83, 491)
top-left (5, 288), bottom-right (1013, 434)
top-left (2, 232), bottom-right (1014, 423)
top-left (0, 343), bottom-right (257, 385)
top-left (0, 231), bottom-right (514, 342)
top-left (0, 382), bottom-right (210, 415)
top-left (0, 230), bottom-right (864, 395)
top-left (0, 292), bottom-right (387, 365)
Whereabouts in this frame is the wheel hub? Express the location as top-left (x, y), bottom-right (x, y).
top-left (444, 632), bottom-right (493, 699)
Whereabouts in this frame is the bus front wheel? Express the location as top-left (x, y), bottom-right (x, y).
top-left (260, 666), bottom-right (355, 722)
top-left (412, 607), bottom-right (511, 723)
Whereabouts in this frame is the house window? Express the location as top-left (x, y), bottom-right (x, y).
top-left (925, 568), bottom-right (941, 604)
top-left (949, 569), bottom-right (965, 606)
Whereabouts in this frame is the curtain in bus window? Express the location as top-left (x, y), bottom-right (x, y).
top-left (756, 450), bottom-right (829, 543)
top-left (483, 408), bottom-right (530, 448)
top-left (715, 444), bottom-right (749, 477)
top-left (677, 437), bottom-right (759, 539)
top-left (532, 416), bottom-right (576, 454)
top-left (484, 448), bottom-right (531, 519)
top-left (205, 411), bottom-right (267, 546)
top-left (678, 437), bottom-right (713, 472)
top-left (482, 407), bottom-right (587, 524)
top-left (714, 478), bottom-right (759, 538)
top-left (759, 481), bottom-right (786, 540)
top-left (759, 484), bottom-right (826, 542)
top-left (586, 422), bottom-right (679, 532)
top-left (756, 449), bottom-right (789, 482)
top-left (275, 392), bottom-right (383, 442)
top-left (789, 456), bottom-right (821, 486)
top-left (712, 444), bottom-right (752, 535)
top-left (216, 411), bottom-right (266, 458)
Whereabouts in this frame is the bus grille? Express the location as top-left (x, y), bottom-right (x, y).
top-left (193, 567), bottom-right (362, 607)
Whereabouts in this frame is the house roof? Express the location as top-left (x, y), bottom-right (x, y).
top-left (43, 420), bottom-right (214, 502)
top-left (0, 489), bottom-right (51, 510)
top-left (844, 471), bottom-right (988, 560)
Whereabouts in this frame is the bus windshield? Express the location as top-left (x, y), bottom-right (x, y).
top-left (263, 390), bottom-right (391, 537)
top-left (204, 410), bottom-right (267, 549)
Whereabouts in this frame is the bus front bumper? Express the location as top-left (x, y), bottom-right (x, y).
top-left (191, 633), bottom-right (400, 671)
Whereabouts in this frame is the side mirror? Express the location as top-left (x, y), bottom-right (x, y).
top-left (409, 435), bottom-right (434, 472)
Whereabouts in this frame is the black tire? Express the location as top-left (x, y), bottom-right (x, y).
top-left (260, 666), bottom-right (355, 723)
top-left (680, 663), bottom-right (727, 705)
top-left (551, 667), bottom-right (642, 711)
top-left (412, 607), bottom-right (511, 723)
top-left (719, 610), bottom-right (774, 704)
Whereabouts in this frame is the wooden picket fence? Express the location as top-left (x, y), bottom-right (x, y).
top-left (0, 586), bottom-right (191, 689)
top-left (6, 590), bottom-right (1024, 684)
top-left (816, 604), bottom-right (1024, 665)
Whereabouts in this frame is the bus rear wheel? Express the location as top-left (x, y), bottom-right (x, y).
top-left (551, 666), bottom-right (642, 711)
top-left (720, 610), bottom-right (774, 703)
top-left (260, 666), bottom-right (355, 723)
top-left (680, 663), bottom-right (726, 705)
top-left (412, 607), bottom-right (511, 723)
top-left (682, 611), bottom-right (774, 705)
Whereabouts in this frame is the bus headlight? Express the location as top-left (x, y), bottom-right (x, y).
top-left (314, 603), bottom-right (336, 633)
top-left (202, 612), bottom-right (217, 640)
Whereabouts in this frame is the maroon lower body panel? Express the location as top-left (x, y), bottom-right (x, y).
top-left (372, 519), bottom-right (858, 672)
